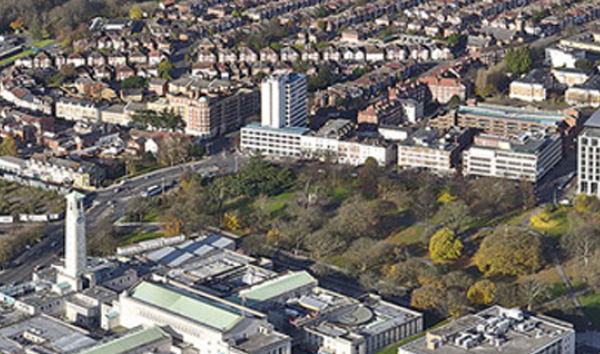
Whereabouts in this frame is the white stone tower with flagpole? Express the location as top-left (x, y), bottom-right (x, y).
top-left (57, 191), bottom-right (87, 291)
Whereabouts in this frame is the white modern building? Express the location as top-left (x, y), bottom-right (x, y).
top-left (398, 306), bottom-right (575, 354)
top-left (261, 72), bottom-right (307, 129)
top-left (112, 280), bottom-right (292, 354)
top-left (463, 132), bottom-right (562, 183)
top-left (241, 122), bottom-right (308, 158)
top-left (241, 120), bottom-right (396, 166)
top-left (545, 46), bottom-right (585, 69)
top-left (578, 107), bottom-right (600, 196)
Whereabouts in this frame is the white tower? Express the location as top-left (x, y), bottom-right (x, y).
top-left (261, 71), bottom-right (307, 129)
top-left (62, 192), bottom-right (87, 290)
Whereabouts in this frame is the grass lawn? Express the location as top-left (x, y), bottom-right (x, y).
top-left (120, 231), bottom-right (164, 245)
top-left (386, 224), bottom-right (426, 246)
top-left (0, 39), bottom-right (55, 66)
top-left (579, 291), bottom-right (600, 330)
top-left (529, 207), bottom-right (569, 238)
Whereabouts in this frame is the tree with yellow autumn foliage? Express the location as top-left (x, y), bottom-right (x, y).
top-left (429, 227), bottom-right (464, 264)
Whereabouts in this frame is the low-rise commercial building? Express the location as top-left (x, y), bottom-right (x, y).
top-left (462, 132), bottom-right (563, 182)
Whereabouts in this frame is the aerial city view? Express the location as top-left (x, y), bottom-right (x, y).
top-left (2, 0), bottom-right (600, 353)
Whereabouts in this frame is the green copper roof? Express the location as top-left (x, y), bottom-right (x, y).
top-left (237, 271), bottom-right (316, 303)
top-left (79, 327), bottom-right (167, 354)
top-left (131, 282), bottom-right (243, 331)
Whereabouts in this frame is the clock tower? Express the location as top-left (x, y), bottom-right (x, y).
top-left (62, 191), bottom-right (87, 291)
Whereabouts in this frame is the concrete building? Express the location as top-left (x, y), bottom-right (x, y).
top-left (241, 119), bottom-right (396, 166)
top-left (398, 306), bottom-right (575, 354)
top-left (241, 122), bottom-right (308, 158)
top-left (112, 280), bottom-right (292, 354)
top-left (229, 271), bottom-right (423, 354)
top-left (0, 315), bottom-right (96, 354)
top-left (578, 107), bottom-right (600, 197)
top-left (398, 127), bottom-right (474, 173)
top-left (77, 326), bottom-right (171, 354)
top-left (261, 72), bottom-right (307, 129)
top-left (463, 132), bottom-right (563, 183)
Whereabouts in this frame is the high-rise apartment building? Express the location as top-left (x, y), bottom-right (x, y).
top-left (578, 107), bottom-right (600, 196)
top-left (261, 72), bottom-right (307, 129)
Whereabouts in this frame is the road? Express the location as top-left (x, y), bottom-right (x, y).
top-left (0, 153), bottom-right (243, 286)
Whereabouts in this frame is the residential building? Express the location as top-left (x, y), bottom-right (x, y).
top-left (445, 104), bottom-right (581, 139)
top-left (419, 74), bottom-right (470, 104)
top-left (100, 105), bottom-right (129, 126)
top-left (398, 306), bottom-right (575, 354)
top-left (552, 68), bottom-right (591, 87)
top-left (261, 72), bottom-right (307, 129)
top-left (398, 127), bottom-right (474, 173)
top-left (578, 107), bottom-right (600, 197)
top-left (25, 155), bottom-right (104, 188)
top-left (55, 99), bottom-right (102, 123)
top-left (463, 132), bottom-right (563, 183)
top-left (566, 75), bottom-right (600, 107)
top-left (167, 87), bottom-right (259, 137)
top-left (301, 119), bottom-right (396, 166)
top-left (509, 69), bottom-right (551, 102)
top-left (358, 98), bottom-right (405, 126)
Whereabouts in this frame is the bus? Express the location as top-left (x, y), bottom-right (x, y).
top-left (141, 185), bottom-right (162, 198)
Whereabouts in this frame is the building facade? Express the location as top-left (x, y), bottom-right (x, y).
top-left (463, 133), bottom-right (563, 183)
top-left (261, 72), bottom-right (307, 129)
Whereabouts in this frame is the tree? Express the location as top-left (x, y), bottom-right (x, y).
top-left (437, 200), bottom-right (471, 235)
top-left (159, 213), bottom-right (183, 236)
top-left (575, 59), bottom-right (595, 72)
top-left (121, 76), bottom-right (147, 89)
top-left (429, 227), bottom-right (464, 264)
top-left (467, 280), bottom-right (496, 306)
top-left (130, 4), bottom-right (143, 19)
top-left (574, 194), bottom-right (600, 214)
top-left (410, 177), bottom-right (439, 225)
top-left (158, 59), bottom-right (174, 80)
top-left (475, 62), bottom-right (508, 98)
top-left (410, 285), bottom-right (445, 313)
top-left (447, 32), bottom-right (460, 46)
top-left (504, 47), bottom-right (533, 75)
top-left (474, 228), bottom-right (543, 276)
top-left (0, 136), bottom-right (18, 157)
top-left (157, 135), bottom-right (191, 167)
top-left (519, 279), bottom-right (549, 311)
top-left (561, 212), bottom-right (599, 266)
top-left (357, 157), bottom-right (379, 199)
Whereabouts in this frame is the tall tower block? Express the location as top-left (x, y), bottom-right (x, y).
top-left (63, 192), bottom-right (87, 289)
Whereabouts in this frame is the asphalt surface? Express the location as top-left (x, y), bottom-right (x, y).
top-left (0, 153), bottom-right (243, 286)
